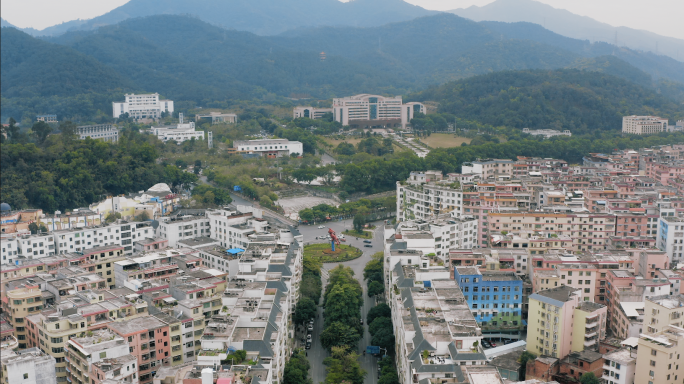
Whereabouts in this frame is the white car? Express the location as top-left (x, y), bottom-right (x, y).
top-left (318, 225), bottom-right (325, 229)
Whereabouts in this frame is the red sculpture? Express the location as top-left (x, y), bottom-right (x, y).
top-left (328, 228), bottom-right (341, 251)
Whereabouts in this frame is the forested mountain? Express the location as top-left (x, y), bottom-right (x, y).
top-left (275, 14), bottom-right (684, 87)
top-left (479, 21), bottom-right (684, 85)
top-left (450, 0), bottom-right (684, 63)
top-left (20, 0), bottom-right (436, 37)
top-left (3, 14), bottom-right (684, 123)
top-left (408, 69), bottom-right (684, 135)
top-left (1, 28), bottom-right (131, 98)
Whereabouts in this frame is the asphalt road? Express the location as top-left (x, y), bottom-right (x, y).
top-left (297, 219), bottom-right (386, 384)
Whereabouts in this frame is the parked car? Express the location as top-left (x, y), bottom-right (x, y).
top-left (318, 225), bottom-right (325, 229)
top-left (307, 324), bottom-right (313, 332)
top-left (489, 341), bottom-right (497, 347)
top-left (306, 341), bottom-right (311, 349)
top-left (307, 334), bottom-right (312, 341)
top-left (481, 340), bottom-right (491, 349)
top-left (364, 244), bottom-right (372, 247)
top-left (340, 238), bottom-right (346, 242)
top-left (360, 318), bottom-right (364, 325)
top-left (363, 240), bottom-right (372, 243)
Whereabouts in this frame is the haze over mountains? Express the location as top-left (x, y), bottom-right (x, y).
top-left (450, 0), bottom-right (684, 63)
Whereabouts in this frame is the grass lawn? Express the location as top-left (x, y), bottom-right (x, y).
top-left (321, 137), bottom-right (364, 147)
top-left (304, 243), bottom-right (363, 263)
top-left (419, 134), bottom-right (471, 148)
top-left (342, 229), bottom-right (373, 239)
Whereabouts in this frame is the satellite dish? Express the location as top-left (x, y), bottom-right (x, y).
top-left (151, 220), bottom-right (159, 229)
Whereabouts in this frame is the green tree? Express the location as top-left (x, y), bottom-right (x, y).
top-left (59, 121), bottom-right (77, 144)
top-left (367, 304), bottom-right (391, 326)
top-left (295, 297), bottom-right (317, 325)
top-left (579, 372), bottom-right (600, 384)
top-left (364, 252), bottom-right (383, 280)
top-left (368, 281), bottom-right (384, 297)
top-left (260, 195), bottom-right (274, 208)
top-left (323, 346), bottom-right (366, 384)
top-left (283, 349), bottom-right (313, 384)
top-left (353, 213), bottom-right (365, 232)
top-left (31, 121), bottom-right (52, 144)
top-left (368, 317), bottom-right (392, 337)
top-left (320, 321), bottom-right (361, 352)
top-left (175, 159), bottom-right (188, 168)
top-left (105, 212), bottom-right (122, 223)
top-left (370, 327), bottom-right (395, 355)
top-left (28, 222), bottom-right (39, 234)
top-left (299, 208), bottom-right (315, 222)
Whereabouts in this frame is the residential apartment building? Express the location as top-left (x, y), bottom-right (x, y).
top-left (602, 347), bottom-right (636, 384)
top-left (462, 159), bottom-right (515, 181)
top-left (658, 215), bottom-right (684, 263)
top-left (331, 94), bottom-right (425, 129)
top-left (65, 330), bottom-right (136, 384)
top-left (622, 115), bottom-right (669, 135)
top-left (527, 286), bottom-right (607, 359)
top-left (3, 284), bottom-right (43, 349)
top-left (112, 93), bottom-right (173, 120)
top-left (107, 316), bottom-right (171, 384)
top-left (635, 325), bottom-right (684, 384)
top-left (77, 124), bottom-right (119, 142)
top-left (454, 267), bottom-right (524, 339)
top-left (388, 262), bottom-right (486, 384)
top-left (0, 347), bottom-right (57, 384)
top-left (643, 294), bottom-right (684, 334)
top-left (155, 215), bottom-right (210, 247)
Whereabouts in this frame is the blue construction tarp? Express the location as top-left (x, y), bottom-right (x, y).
top-left (423, 281), bottom-right (432, 288)
top-left (226, 248), bottom-right (245, 255)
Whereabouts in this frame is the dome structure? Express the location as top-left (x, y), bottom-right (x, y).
top-left (0, 203), bottom-right (11, 212)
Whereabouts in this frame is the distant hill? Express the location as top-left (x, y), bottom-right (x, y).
top-left (1, 18), bottom-right (16, 28)
top-left (0, 27), bottom-right (131, 98)
top-left (273, 14), bottom-right (684, 87)
top-left (408, 69), bottom-right (684, 134)
top-left (4, 14), bottom-right (684, 123)
top-left (24, 0), bottom-right (437, 37)
top-left (480, 21), bottom-right (684, 85)
top-left (450, 0), bottom-right (684, 63)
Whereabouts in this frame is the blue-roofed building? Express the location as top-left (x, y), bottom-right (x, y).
top-left (454, 266), bottom-right (524, 339)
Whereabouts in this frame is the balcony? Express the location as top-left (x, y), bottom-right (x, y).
top-left (585, 320), bottom-right (598, 328)
top-left (584, 338), bottom-right (597, 347)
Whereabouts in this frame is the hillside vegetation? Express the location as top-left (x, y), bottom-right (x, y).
top-left (409, 69), bottom-right (684, 134)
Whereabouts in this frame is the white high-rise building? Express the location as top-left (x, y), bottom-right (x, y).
top-left (622, 115), bottom-right (668, 135)
top-left (112, 93), bottom-right (174, 120)
top-left (331, 94), bottom-right (425, 128)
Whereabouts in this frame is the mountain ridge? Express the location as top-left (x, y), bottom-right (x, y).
top-left (450, 0), bottom-right (684, 63)
top-left (15, 0), bottom-right (437, 37)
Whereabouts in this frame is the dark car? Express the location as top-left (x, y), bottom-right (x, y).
top-left (481, 340), bottom-right (491, 349)
top-left (305, 341), bottom-right (311, 349)
top-left (360, 318), bottom-right (364, 325)
top-left (363, 240), bottom-right (372, 243)
top-left (364, 244), bottom-right (372, 247)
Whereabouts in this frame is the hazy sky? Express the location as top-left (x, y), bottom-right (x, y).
top-left (2, 0), bottom-right (683, 39)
